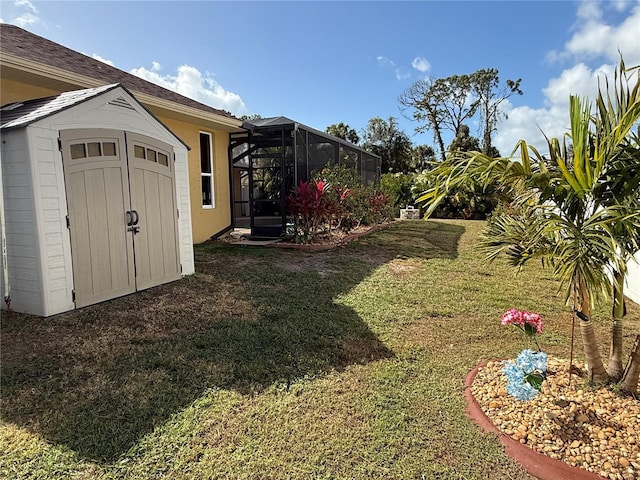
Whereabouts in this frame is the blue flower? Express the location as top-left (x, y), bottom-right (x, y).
top-left (502, 353), bottom-right (546, 401)
top-left (503, 361), bottom-right (524, 383)
top-left (506, 376), bottom-right (540, 401)
top-left (516, 349), bottom-right (548, 374)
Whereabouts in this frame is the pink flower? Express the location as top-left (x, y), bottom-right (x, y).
top-left (501, 308), bottom-right (543, 335)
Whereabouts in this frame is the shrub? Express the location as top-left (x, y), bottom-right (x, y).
top-left (413, 170), bottom-right (501, 220)
top-left (284, 164), bottom-right (391, 243)
top-left (380, 173), bottom-right (416, 217)
top-left (284, 180), bottom-right (335, 243)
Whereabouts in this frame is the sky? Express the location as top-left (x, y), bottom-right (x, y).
top-left (1, 0), bottom-right (639, 157)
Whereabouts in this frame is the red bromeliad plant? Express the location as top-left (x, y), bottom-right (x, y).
top-left (285, 180), bottom-right (335, 243)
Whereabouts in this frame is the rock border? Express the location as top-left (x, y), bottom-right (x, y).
top-left (464, 361), bottom-right (606, 480)
top-left (268, 222), bottom-right (394, 251)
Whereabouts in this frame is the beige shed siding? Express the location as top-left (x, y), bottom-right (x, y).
top-left (39, 88), bottom-right (195, 281)
top-left (0, 129), bottom-right (46, 315)
top-left (174, 148), bottom-right (195, 275)
top-left (31, 127), bottom-right (75, 315)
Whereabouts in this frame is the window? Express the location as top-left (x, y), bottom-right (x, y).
top-left (69, 141), bottom-right (117, 159)
top-left (200, 132), bottom-right (214, 207)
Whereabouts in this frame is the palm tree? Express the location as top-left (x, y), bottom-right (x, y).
top-left (417, 58), bottom-right (640, 389)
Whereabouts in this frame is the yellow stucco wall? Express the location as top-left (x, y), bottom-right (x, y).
top-left (1, 78), bottom-right (232, 244)
top-left (153, 115), bottom-right (231, 243)
top-left (1, 78), bottom-right (62, 104)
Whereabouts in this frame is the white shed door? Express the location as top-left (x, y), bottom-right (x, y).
top-left (127, 133), bottom-right (181, 290)
top-left (61, 129), bottom-right (180, 308)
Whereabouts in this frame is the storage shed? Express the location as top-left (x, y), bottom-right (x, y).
top-left (0, 84), bottom-right (195, 317)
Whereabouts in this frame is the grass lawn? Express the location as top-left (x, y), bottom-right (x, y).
top-left (2, 219), bottom-right (638, 479)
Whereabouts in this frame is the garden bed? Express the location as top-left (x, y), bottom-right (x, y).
top-left (468, 357), bottom-right (639, 480)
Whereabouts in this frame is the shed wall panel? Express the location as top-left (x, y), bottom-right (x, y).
top-left (0, 129), bottom-right (45, 314)
top-left (30, 127), bottom-right (75, 315)
top-left (175, 149), bottom-right (195, 274)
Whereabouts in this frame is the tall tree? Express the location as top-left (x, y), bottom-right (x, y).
top-left (471, 69), bottom-right (522, 156)
top-left (448, 124), bottom-right (480, 153)
top-left (326, 122), bottom-right (360, 145)
top-left (361, 117), bottom-right (414, 173)
top-left (399, 69), bottom-right (521, 160)
top-left (399, 74), bottom-right (479, 160)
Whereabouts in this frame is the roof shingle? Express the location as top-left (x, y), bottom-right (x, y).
top-left (0, 24), bottom-right (237, 120)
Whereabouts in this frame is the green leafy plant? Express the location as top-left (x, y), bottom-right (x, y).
top-left (284, 180), bottom-right (335, 243)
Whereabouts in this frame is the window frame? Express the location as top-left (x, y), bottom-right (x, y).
top-left (200, 131), bottom-right (215, 208)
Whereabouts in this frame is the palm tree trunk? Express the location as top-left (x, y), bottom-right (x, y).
top-left (607, 270), bottom-right (625, 380)
top-left (578, 283), bottom-right (609, 384)
top-left (621, 335), bottom-right (640, 394)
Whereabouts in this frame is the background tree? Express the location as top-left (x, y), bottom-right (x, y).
top-left (471, 69), bottom-right (522, 156)
top-left (380, 173), bottom-right (416, 217)
top-left (325, 122), bottom-right (360, 145)
top-left (239, 113), bottom-right (263, 121)
top-left (400, 69), bottom-right (521, 160)
top-left (412, 144), bottom-right (437, 172)
top-left (361, 116), bottom-right (413, 173)
top-left (399, 74), bottom-right (478, 160)
top-left (448, 124), bottom-right (480, 153)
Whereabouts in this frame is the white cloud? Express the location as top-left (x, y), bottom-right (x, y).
top-left (377, 56), bottom-right (412, 81)
top-left (130, 64), bottom-right (248, 116)
top-left (547, 1), bottom-right (640, 65)
top-left (12, 12), bottom-right (38, 27)
top-left (411, 57), bottom-right (430, 73)
top-left (5, 0), bottom-right (39, 27)
top-left (376, 56), bottom-right (395, 68)
top-left (497, 1), bottom-right (639, 157)
top-left (495, 63), bottom-right (620, 156)
top-left (91, 54), bottom-right (114, 66)
top-left (14, 0), bottom-right (37, 13)
top-left (395, 70), bottom-right (411, 81)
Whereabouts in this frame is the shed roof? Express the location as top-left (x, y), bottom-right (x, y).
top-left (0, 24), bottom-right (237, 122)
top-left (0, 83), bottom-right (190, 150)
top-left (0, 83), bottom-right (118, 130)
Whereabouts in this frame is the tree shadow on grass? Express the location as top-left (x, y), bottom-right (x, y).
top-left (0, 220), bottom-right (464, 463)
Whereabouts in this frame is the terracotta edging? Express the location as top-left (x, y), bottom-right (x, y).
top-left (464, 361), bottom-right (605, 480)
top-left (269, 222), bottom-right (393, 251)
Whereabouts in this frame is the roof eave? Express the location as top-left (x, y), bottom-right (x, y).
top-left (0, 53), bottom-right (244, 132)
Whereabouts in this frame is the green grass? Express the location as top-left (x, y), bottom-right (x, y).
top-left (1, 219), bottom-right (638, 479)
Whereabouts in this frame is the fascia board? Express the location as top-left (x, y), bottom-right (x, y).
top-left (1, 53), bottom-right (244, 132)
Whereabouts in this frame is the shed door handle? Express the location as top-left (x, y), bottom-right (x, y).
top-left (125, 211), bottom-right (133, 226)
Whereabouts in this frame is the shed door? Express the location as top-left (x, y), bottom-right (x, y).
top-left (61, 130), bottom-right (135, 307)
top-left (127, 133), bottom-right (181, 290)
top-left (61, 129), bottom-right (180, 308)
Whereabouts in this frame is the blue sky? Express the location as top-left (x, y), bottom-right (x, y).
top-left (2, 0), bottom-right (639, 156)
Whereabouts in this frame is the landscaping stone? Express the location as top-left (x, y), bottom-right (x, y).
top-left (470, 356), bottom-right (640, 480)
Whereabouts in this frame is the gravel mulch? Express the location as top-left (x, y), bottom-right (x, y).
top-left (471, 356), bottom-right (640, 480)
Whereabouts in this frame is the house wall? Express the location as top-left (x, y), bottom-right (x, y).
top-left (154, 115), bottom-right (231, 243)
top-left (0, 128), bottom-right (48, 315)
top-left (0, 78), bottom-right (62, 104)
